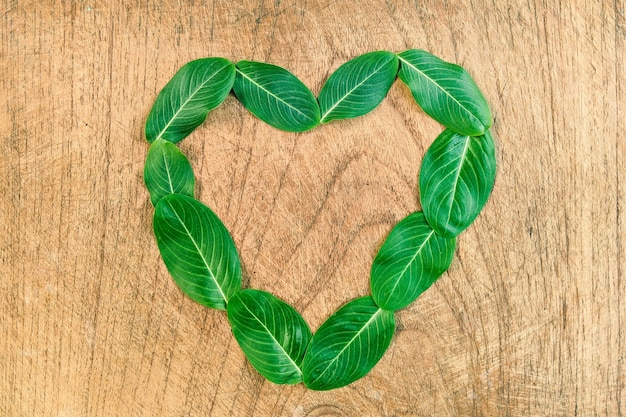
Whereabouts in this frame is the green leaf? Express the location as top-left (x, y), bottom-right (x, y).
top-left (233, 60), bottom-right (320, 132)
top-left (302, 296), bottom-right (395, 390)
top-left (419, 129), bottom-right (496, 237)
top-left (397, 49), bottom-right (492, 136)
top-left (145, 57), bottom-right (235, 143)
top-left (143, 139), bottom-right (195, 206)
top-left (153, 194), bottom-right (241, 309)
top-left (227, 289), bottom-right (312, 385)
top-left (318, 51), bottom-right (398, 123)
top-left (370, 212), bottom-right (456, 311)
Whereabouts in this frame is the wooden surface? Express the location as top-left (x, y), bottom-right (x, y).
top-left (1, 0), bottom-right (624, 415)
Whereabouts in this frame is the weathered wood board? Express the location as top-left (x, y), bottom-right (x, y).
top-left (1, 1), bottom-right (624, 415)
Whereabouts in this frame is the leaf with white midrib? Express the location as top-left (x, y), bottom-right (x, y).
top-left (398, 56), bottom-right (482, 130)
top-left (153, 73), bottom-right (218, 142)
top-left (370, 211), bottom-right (456, 311)
top-left (302, 296), bottom-right (395, 391)
top-left (419, 129), bottom-right (497, 237)
top-left (236, 68), bottom-right (314, 123)
top-left (153, 194), bottom-right (241, 310)
top-left (445, 132), bottom-right (471, 225)
top-left (309, 308), bottom-right (381, 384)
top-left (397, 49), bottom-right (492, 136)
top-left (240, 301), bottom-right (302, 376)
top-left (318, 51), bottom-right (399, 123)
top-left (233, 60), bottom-right (320, 132)
top-left (145, 57), bottom-right (235, 144)
top-left (228, 289), bottom-right (311, 385)
top-left (170, 201), bottom-right (227, 302)
top-left (144, 138), bottom-right (195, 206)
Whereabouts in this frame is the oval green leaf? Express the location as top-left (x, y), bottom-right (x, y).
top-left (419, 129), bottom-right (496, 237)
top-left (397, 49), bottom-right (492, 136)
top-left (318, 51), bottom-right (398, 123)
top-left (370, 211), bottom-right (456, 311)
top-left (302, 296), bottom-right (395, 391)
top-left (153, 194), bottom-right (241, 310)
top-left (233, 60), bottom-right (320, 132)
top-left (227, 289), bottom-right (312, 385)
top-left (144, 139), bottom-right (195, 206)
top-left (145, 57), bottom-right (235, 143)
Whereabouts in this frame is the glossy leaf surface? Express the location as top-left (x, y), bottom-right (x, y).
top-left (228, 289), bottom-right (311, 385)
top-left (302, 296), bottom-right (395, 390)
top-left (420, 129), bottom-right (496, 237)
top-left (233, 60), bottom-right (320, 131)
top-left (397, 49), bottom-right (492, 136)
top-left (144, 139), bottom-right (195, 206)
top-left (153, 194), bottom-right (241, 310)
top-left (318, 51), bottom-right (398, 123)
top-left (145, 58), bottom-right (235, 143)
top-left (370, 212), bottom-right (456, 311)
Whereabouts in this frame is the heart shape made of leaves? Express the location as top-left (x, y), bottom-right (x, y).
top-left (142, 50), bottom-right (497, 391)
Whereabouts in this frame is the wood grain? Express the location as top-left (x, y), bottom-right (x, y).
top-left (1, 0), bottom-right (624, 415)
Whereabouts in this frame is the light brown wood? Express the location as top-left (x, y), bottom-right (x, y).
top-left (1, 0), bottom-right (624, 415)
